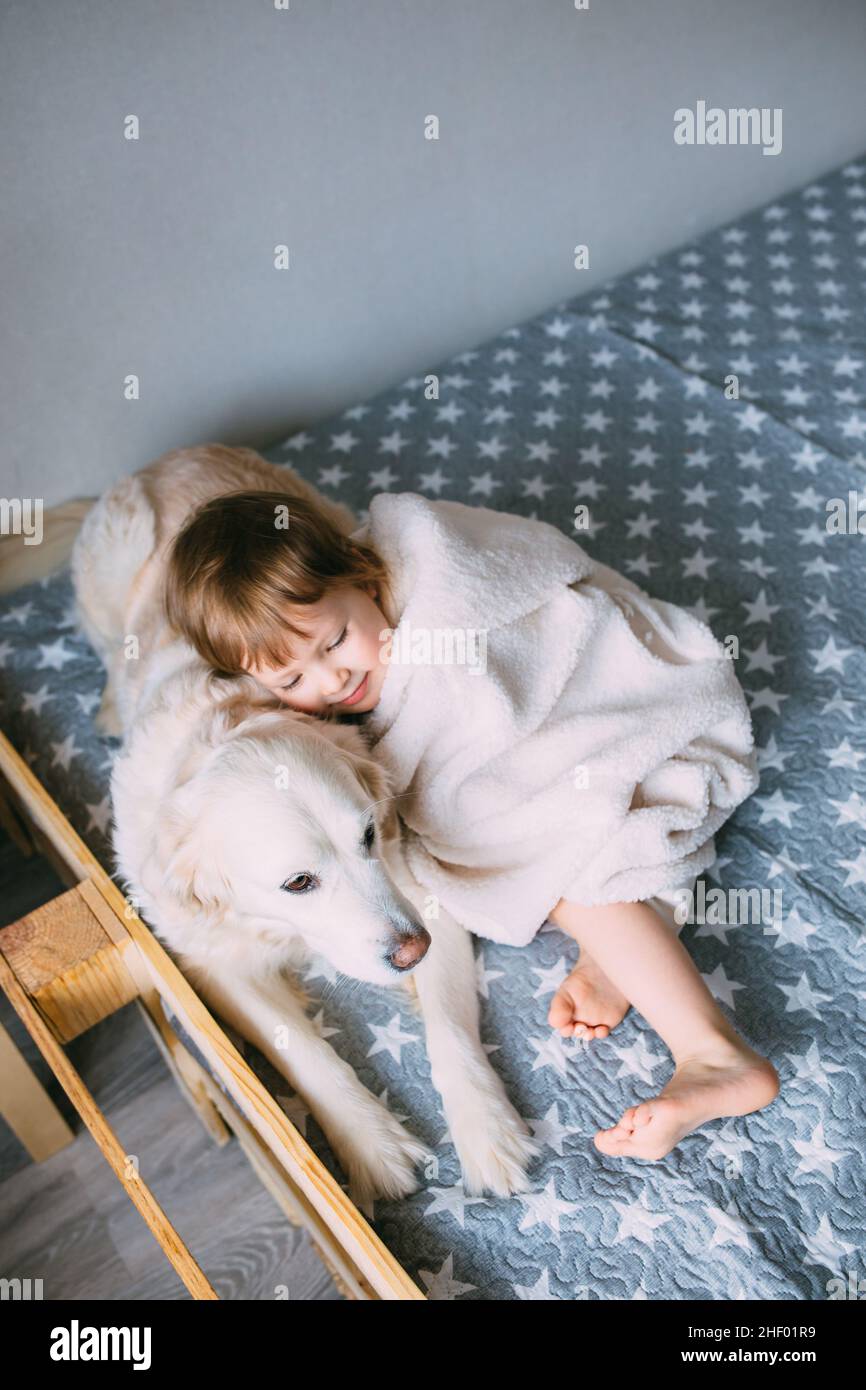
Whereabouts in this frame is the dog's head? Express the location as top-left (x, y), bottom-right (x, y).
top-left (147, 708), bottom-right (431, 986)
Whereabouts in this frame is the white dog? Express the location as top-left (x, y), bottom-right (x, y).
top-left (71, 445), bottom-right (539, 1203)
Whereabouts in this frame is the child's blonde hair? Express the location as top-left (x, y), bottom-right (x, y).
top-left (164, 489), bottom-right (391, 679)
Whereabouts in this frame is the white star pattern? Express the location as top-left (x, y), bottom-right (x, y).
top-left (1, 153), bottom-right (865, 1304)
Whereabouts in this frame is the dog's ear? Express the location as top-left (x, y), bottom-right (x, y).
top-left (203, 675), bottom-right (324, 747)
top-left (156, 780), bottom-right (233, 925)
top-left (202, 673), bottom-right (287, 742)
top-left (347, 750), bottom-right (400, 844)
top-left (315, 724), bottom-right (401, 842)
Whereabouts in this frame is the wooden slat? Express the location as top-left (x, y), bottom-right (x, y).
top-left (199, 1071), bottom-right (377, 1300)
top-left (0, 1019), bottom-right (75, 1161)
top-left (0, 728), bottom-right (425, 1300)
top-left (0, 779), bottom-right (34, 857)
top-left (0, 945), bottom-right (218, 1299)
top-left (66, 882), bottom-right (233, 1148)
top-left (131, 993), bottom-right (233, 1148)
top-left (0, 884), bottom-right (139, 1042)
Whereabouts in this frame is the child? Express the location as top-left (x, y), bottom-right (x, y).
top-left (165, 486), bottom-right (780, 1160)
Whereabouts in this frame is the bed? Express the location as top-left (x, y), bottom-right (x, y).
top-left (2, 152), bottom-right (864, 1300)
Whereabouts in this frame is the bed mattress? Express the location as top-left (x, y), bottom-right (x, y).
top-left (2, 153), bottom-right (864, 1299)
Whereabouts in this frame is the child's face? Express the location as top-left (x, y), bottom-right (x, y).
top-left (242, 583), bottom-right (392, 715)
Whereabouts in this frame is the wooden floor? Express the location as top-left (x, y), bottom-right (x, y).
top-left (0, 826), bottom-right (344, 1300)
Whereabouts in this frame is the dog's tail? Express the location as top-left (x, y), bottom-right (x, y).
top-left (71, 473), bottom-right (156, 654)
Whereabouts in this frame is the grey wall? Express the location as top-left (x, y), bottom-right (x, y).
top-left (3, 0), bottom-right (866, 508)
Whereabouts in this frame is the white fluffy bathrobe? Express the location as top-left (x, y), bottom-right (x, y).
top-left (353, 493), bottom-right (759, 949)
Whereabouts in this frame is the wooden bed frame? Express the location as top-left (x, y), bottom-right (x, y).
top-left (0, 727), bottom-right (425, 1300)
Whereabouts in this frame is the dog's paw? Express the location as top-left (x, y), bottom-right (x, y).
top-left (335, 1108), bottom-right (431, 1204)
top-left (448, 1093), bottom-right (542, 1198)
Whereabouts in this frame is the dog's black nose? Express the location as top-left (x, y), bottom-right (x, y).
top-left (388, 927), bottom-right (431, 971)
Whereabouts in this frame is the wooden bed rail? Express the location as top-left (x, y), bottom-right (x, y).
top-left (0, 726), bottom-right (425, 1301)
top-left (0, 908), bottom-right (218, 1300)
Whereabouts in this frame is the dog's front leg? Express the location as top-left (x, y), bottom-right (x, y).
top-left (382, 849), bottom-right (540, 1197)
top-left (186, 962), bottom-right (429, 1205)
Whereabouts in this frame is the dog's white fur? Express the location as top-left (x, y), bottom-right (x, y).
top-left (71, 444), bottom-right (538, 1202)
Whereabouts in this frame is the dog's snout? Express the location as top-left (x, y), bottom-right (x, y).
top-left (387, 926), bottom-right (431, 971)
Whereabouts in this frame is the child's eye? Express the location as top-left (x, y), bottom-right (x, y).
top-left (279, 627), bottom-right (347, 692)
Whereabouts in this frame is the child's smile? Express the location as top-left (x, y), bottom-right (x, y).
top-left (242, 582), bottom-right (392, 716)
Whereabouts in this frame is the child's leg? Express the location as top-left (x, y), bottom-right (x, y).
top-left (552, 897), bottom-right (733, 1054)
top-left (549, 897), bottom-right (779, 1158)
top-left (548, 890), bottom-right (687, 1042)
top-left (547, 946), bottom-right (631, 1041)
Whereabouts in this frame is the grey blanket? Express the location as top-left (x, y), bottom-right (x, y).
top-left (2, 151), bottom-right (864, 1299)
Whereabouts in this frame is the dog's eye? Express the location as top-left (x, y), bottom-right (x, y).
top-left (363, 821), bottom-right (375, 851)
top-left (280, 873), bottom-right (319, 894)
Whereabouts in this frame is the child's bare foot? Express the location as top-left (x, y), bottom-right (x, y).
top-left (548, 952), bottom-right (631, 1042)
top-left (593, 1037), bottom-right (780, 1159)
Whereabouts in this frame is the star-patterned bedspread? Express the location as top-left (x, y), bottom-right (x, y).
top-left (2, 153), bottom-right (865, 1300)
